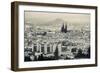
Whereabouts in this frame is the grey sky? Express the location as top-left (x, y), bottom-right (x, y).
top-left (25, 11), bottom-right (90, 31)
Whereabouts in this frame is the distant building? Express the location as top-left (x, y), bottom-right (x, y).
top-left (24, 22), bottom-right (90, 61)
top-left (61, 23), bottom-right (67, 33)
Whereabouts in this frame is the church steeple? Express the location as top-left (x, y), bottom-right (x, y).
top-left (61, 23), bottom-right (64, 32)
top-left (61, 22), bottom-right (67, 33)
top-left (64, 24), bottom-right (67, 33)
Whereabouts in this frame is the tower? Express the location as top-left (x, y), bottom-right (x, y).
top-left (64, 24), bottom-right (67, 33)
top-left (61, 23), bottom-right (64, 32)
top-left (61, 23), bottom-right (67, 33)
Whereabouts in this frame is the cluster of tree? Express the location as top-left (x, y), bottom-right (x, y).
top-left (74, 47), bottom-right (90, 59)
top-left (64, 47), bottom-right (90, 60)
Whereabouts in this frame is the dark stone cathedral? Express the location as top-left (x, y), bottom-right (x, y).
top-left (61, 23), bottom-right (67, 33)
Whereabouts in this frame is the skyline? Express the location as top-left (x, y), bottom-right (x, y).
top-left (25, 11), bottom-right (90, 31)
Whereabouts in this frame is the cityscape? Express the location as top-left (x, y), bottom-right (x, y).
top-left (24, 11), bottom-right (90, 62)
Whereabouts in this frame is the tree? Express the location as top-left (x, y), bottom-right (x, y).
top-left (75, 49), bottom-right (83, 58)
top-left (54, 47), bottom-right (59, 60)
top-left (86, 47), bottom-right (90, 58)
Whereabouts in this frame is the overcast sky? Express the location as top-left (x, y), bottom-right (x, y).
top-left (25, 11), bottom-right (90, 31)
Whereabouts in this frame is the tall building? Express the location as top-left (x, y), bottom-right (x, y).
top-left (61, 23), bottom-right (67, 33)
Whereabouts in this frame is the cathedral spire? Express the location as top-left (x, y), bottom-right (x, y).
top-left (61, 23), bottom-right (64, 32)
top-left (64, 24), bottom-right (67, 33)
top-left (61, 22), bottom-right (67, 33)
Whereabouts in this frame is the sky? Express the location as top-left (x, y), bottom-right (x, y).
top-left (24, 11), bottom-right (90, 31)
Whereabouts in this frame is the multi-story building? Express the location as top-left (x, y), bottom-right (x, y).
top-left (24, 23), bottom-right (90, 61)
